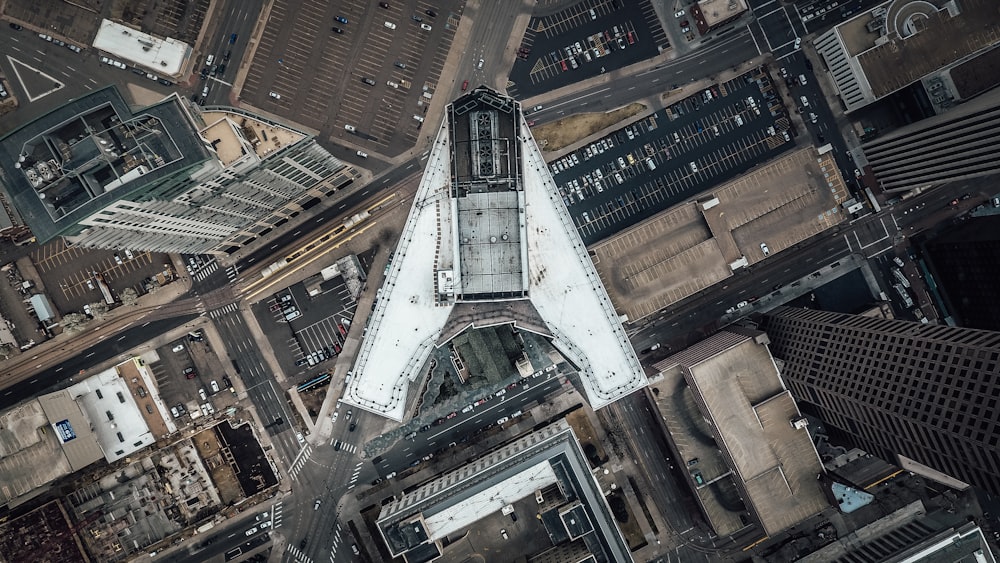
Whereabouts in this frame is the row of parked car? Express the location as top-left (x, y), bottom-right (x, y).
top-left (34, 29), bottom-right (83, 52)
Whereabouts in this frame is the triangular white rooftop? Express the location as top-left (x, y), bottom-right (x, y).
top-left (345, 87), bottom-right (646, 421)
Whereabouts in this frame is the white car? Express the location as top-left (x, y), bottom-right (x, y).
top-left (794, 37), bottom-right (801, 49)
top-left (332, 411), bottom-right (339, 422)
top-left (172, 344), bottom-right (185, 352)
top-left (477, 58), bottom-right (484, 69)
top-left (345, 124), bottom-right (356, 132)
top-left (356, 150), bottom-right (368, 158)
top-left (296, 432), bottom-right (305, 444)
top-left (245, 527), bottom-right (258, 537)
top-left (314, 499), bottom-right (322, 510)
top-left (675, 9), bottom-right (686, 17)
top-left (421, 23), bottom-right (432, 31)
top-left (113, 61), bottom-right (126, 69)
top-left (760, 242), bottom-right (770, 256)
top-left (268, 91), bottom-right (281, 99)
top-left (384, 21), bottom-right (396, 29)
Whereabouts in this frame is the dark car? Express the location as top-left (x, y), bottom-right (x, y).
top-left (425, 9), bottom-right (437, 17)
top-left (420, 424), bottom-right (432, 432)
top-left (9, 23), bottom-right (22, 30)
top-left (335, 15), bottom-right (348, 24)
top-left (349, 422), bottom-right (357, 432)
top-left (223, 50), bottom-right (231, 61)
top-left (216, 64), bottom-right (226, 75)
top-left (412, 15), bottom-right (423, 22)
top-left (379, 1), bottom-right (390, 7)
top-left (394, 61), bottom-right (406, 69)
top-left (229, 33), bottom-right (238, 44)
top-left (158, 78), bottom-right (173, 86)
top-left (331, 26), bottom-right (344, 34)
top-left (362, 77), bottom-right (376, 86)
top-left (805, 59), bottom-right (813, 70)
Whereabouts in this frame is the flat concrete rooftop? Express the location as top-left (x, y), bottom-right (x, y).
top-left (844, 0), bottom-right (1000, 99)
top-left (654, 329), bottom-right (829, 536)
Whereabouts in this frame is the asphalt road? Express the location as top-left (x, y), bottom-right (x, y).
top-left (780, 51), bottom-right (862, 200)
top-left (374, 373), bottom-right (563, 476)
top-left (210, 306), bottom-right (299, 462)
top-left (0, 313), bottom-right (197, 410)
top-left (202, 0), bottom-right (265, 105)
top-left (0, 27), bottom-right (180, 134)
top-left (529, 29), bottom-right (758, 121)
top-left (603, 392), bottom-right (727, 557)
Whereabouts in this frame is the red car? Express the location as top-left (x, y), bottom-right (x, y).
top-left (461, 80), bottom-right (469, 91)
top-left (560, 60), bottom-right (568, 71)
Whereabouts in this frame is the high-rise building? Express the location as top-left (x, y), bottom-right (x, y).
top-left (0, 86), bottom-right (355, 254)
top-left (344, 87), bottom-right (645, 421)
top-left (760, 306), bottom-right (1000, 495)
top-left (862, 88), bottom-right (1000, 192)
top-left (814, 0), bottom-right (1000, 114)
top-left (920, 215), bottom-right (1000, 331)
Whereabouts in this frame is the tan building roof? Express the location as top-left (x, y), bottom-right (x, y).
top-left (37, 391), bottom-right (104, 472)
top-left (654, 330), bottom-right (829, 536)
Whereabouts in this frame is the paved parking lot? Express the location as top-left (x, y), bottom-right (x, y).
top-left (256, 274), bottom-right (358, 380)
top-left (242, 0), bottom-right (463, 154)
top-left (509, 0), bottom-right (665, 99)
top-left (148, 336), bottom-right (231, 423)
top-left (549, 67), bottom-right (795, 245)
top-left (29, 238), bottom-right (168, 314)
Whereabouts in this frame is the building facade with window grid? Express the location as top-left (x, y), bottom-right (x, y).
top-left (760, 306), bottom-right (1000, 495)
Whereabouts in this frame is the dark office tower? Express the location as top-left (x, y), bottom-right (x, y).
top-left (921, 215), bottom-right (1000, 331)
top-left (862, 87), bottom-right (1000, 193)
top-left (760, 306), bottom-right (1000, 496)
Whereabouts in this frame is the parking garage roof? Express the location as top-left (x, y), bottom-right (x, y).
top-left (592, 146), bottom-right (847, 323)
top-left (345, 88), bottom-right (646, 421)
